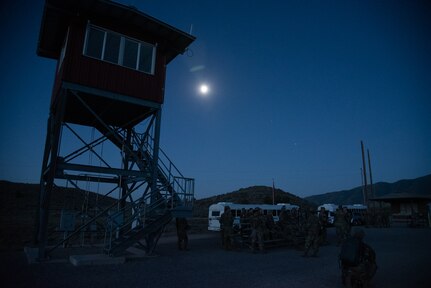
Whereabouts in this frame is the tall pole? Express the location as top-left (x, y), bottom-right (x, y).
top-left (360, 167), bottom-right (366, 205)
top-left (367, 149), bottom-right (374, 199)
top-left (361, 141), bottom-right (368, 205)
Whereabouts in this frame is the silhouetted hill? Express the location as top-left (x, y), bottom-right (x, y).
top-left (304, 174), bottom-right (431, 206)
top-left (0, 180), bottom-right (117, 250)
top-left (193, 185), bottom-right (313, 217)
top-left (2, 174), bottom-right (430, 248)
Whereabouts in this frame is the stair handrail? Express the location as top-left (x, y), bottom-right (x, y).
top-left (104, 191), bottom-right (171, 252)
top-left (130, 131), bottom-right (194, 205)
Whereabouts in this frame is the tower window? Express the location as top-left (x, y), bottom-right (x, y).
top-left (104, 33), bottom-right (121, 64)
top-left (84, 26), bottom-right (104, 59)
top-left (139, 43), bottom-right (155, 73)
top-left (123, 39), bottom-right (138, 69)
top-left (83, 24), bottom-right (156, 74)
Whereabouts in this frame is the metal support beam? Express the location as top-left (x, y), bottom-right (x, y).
top-left (56, 162), bottom-right (150, 178)
top-left (150, 109), bottom-right (162, 204)
top-left (37, 92), bottom-right (66, 260)
top-left (35, 86), bottom-right (193, 257)
top-left (62, 81), bottom-right (161, 109)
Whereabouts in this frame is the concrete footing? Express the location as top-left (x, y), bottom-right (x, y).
top-left (69, 254), bottom-right (125, 266)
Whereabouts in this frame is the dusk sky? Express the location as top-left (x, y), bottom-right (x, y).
top-left (1, 0), bottom-right (430, 199)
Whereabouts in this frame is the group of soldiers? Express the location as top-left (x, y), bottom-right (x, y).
top-left (364, 209), bottom-right (391, 228)
top-left (218, 205), bottom-right (376, 256)
top-left (219, 205), bottom-right (330, 254)
top-left (218, 205), bottom-right (377, 286)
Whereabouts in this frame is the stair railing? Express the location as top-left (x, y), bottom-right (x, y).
top-left (104, 187), bottom-right (173, 253)
top-left (132, 131), bottom-right (194, 205)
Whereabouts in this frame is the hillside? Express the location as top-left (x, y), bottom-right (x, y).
top-left (0, 180), bottom-right (118, 250)
top-left (2, 174), bottom-right (430, 249)
top-left (304, 174), bottom-right (431, 206)
top-left (193, 185), bottom-right (313, 217)
top-left (1, 181), bottom-right (310, 249)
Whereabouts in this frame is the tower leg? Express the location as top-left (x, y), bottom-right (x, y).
top-left (36, 95), bottom-right (66, 260)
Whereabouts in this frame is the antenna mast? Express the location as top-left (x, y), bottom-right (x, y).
top-left (367, 149), bottom-right (374, 199)
top-left (361, 141), bottom-right (368, 205)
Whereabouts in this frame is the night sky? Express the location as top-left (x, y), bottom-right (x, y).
top-left (0, 0), bottom-right (430, 199)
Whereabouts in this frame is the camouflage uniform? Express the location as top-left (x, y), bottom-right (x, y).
top-left (219, 206), bottom-right (234, 250)
top-left (176, 217), bottom-right (189, 250)
top-left (343, 208), bottom-right (352, 239)
top-left (265, 213), bottom-right (276, 240)
top-left (318, 207), bottom-right (328, 245)
top-left (303, 209), bottom-right (321, 257)
top-left (342, 229), bottom-right (377, 288)
top-left (278, 207), bottom-right (289, 238)
top-left (335, 207), bottom-right (349, 245)
top-left (250, 208), bottom-right (265, 253)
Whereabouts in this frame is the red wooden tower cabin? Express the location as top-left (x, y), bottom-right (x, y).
top-left (36, 0), bottom-right (195, 259)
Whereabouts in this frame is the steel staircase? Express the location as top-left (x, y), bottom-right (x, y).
top-left (104, 193), bottom-right (174, 256)
top-left (46, 125), bottom-right (194, 257)
top-left (98, 127), bottom-right (194, 256)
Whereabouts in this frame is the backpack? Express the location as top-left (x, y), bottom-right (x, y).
top-left (340, 237), bottom-right (361, 266)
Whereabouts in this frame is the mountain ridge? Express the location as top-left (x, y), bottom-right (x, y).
top-left (304, 174), bottom-right (431, 206)
top-left (193, 174), bottom-right (431, 216)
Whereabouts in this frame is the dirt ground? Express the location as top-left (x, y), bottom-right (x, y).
top-left (1, 226), bottom-right (431, 288)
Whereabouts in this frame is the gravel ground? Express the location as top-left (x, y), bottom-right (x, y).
top-left (2, 227), bottom-right (431, 288)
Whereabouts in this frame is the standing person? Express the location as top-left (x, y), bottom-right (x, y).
top-left (340, 229), bottom-right (377, 288)
top-left (318, 206), bottom-right (329, 245)
top-left (334, 206), bottom-right (344, 245)
top-left (343, 207), bottom-right (352, 239)
top-left (265, 213), bottom-right (276, 240)
top-left (302, 208), bottom-right (321, 257)
top-left (250, 208), bottom-right (265, 253)
top-left (219, 206), bottom-right (234, 250)
top-left (176, 217), bottom-right (189, 251)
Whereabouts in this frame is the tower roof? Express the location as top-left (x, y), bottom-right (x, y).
top-left (37, 0), bottom-right (195, 63)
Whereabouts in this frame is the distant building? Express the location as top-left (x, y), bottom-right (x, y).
top-left (370, 193), bottom-right (431, 227)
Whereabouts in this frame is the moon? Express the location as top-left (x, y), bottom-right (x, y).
top-left (199, 84), bottom-right (209, 95)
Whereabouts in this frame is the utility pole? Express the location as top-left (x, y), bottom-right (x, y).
top-left (272, 179), bottom-right (275, 205)
top-left (361, 141), bottom-right (368, 205)
top-left (367, 149), bottom-right (374, 199)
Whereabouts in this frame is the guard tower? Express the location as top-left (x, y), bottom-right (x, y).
top-left (35, 0), bottom-right (195, 259)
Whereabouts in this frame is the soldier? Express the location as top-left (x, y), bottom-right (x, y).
top-left (336, 206), bottom-right (351, 245)
top-left (334, 206), bottom-right (345, 245)
top-left (286, 209), bottom-right (299, 246)
top-left (176, 217), bottom-right (189, 251)
top-left (318, 206), bottom-right (329, 245)
top-left (279, 206), bottom-right (288, 225)
top-left (340, 229), bottom-right (377, 288)
top-left (278, 206), bottom-right (289, 240)
top-left (265, 213), bottom-right (276, 240)
top-left (250, 208), bottom-right (265, 253)
top-left (219, 206), bottom-right (234, 250)
top-left (302, 208), bottom-right (321, 257)
top-left (343, 207), bottom-right (352, 239)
